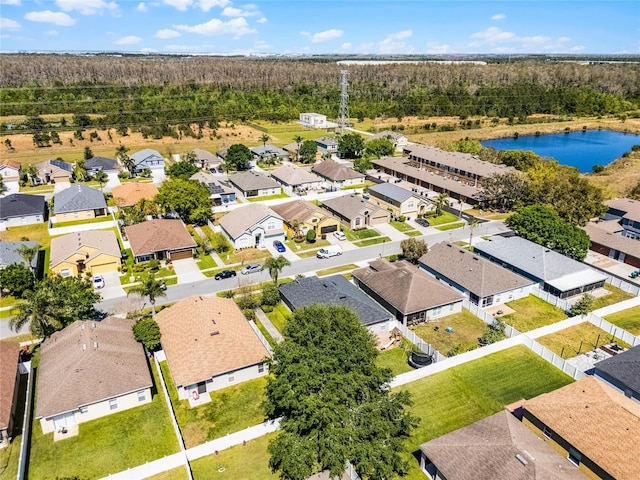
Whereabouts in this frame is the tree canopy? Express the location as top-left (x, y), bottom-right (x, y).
top-left (298, 140), bottom-right (318, 164)
top-left (225, 144), bottom-right (253, 171)
top-left (132, 317), bottom-right (162, 350)
top-left (365, 137), bottom-right (394, 158)
top-left (401, 237), bottom-right (429, 263)
top-left (264, 304), bottom-right (417, 480)
top-left (166, 161), bottom-right (199, 180)
top-left (0, 263), bottom-right (34, 298)
top-left (338, 133), bottom-right (365, 159)
top-left (155, 178), bottom-right (212, 225)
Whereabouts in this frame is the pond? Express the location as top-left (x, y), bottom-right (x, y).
top-left (481, 129), bottom-right (640, 173)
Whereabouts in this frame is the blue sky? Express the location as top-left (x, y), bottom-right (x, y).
top-left (0, 1), bottom-right (638, 55)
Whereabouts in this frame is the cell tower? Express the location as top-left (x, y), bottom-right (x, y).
top-left (338, 70), bottom-right (349, 134)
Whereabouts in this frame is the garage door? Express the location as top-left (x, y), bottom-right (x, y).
top-left (171, 249), bottom-right (193, 260)
top-left (90, 260), bottom-right (120, 274)
top-left (320, 224), bottom-right (338, 234)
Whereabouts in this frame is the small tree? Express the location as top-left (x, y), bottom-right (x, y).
top-left (263, 255), bottom-right (291, 285)
top-left (25, 163), bottom-right (38, 185)
top-left (478, 319), bottom-right (506, 346)
top-left (16, 243), bottom-right (40, 267)
top-left (434, 192), bottom-right (450, 216)
top-left (84, 146), bottom-right (94, 160)
top-left (166, 161), bottom-right (199, 180)
top-left (95, 170), bottom-right (108, 191)
top-left (261, 282), bottom-right (281, 307)
top-left (298, 140), bottom-right (318, 164)
top-left (260, 133), bottom-right (270, 148)
top-left (132, 317), bottom-right (162, 351)
top-left (305, 229), bottom-right (316, 243)
top-left (400, 238), bottom-right (428, 263)
top-left (0, 263), bottom-right (35, 298)
top-left (293, 135), bottom-right (303, 161)
top-left (569, 293), bottom-right (594, 316)
top-left (127, 274), bottom-right (167, 316)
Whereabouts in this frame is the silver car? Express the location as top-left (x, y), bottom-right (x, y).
top-left (241, 264), bottom-right (263, 275)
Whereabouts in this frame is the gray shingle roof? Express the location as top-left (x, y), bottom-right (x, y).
top-left (595, 345), bottom-right (640, 395)
top-left (218, 203), bottom-right (282, 240)
top-left (0, 241), bottom-right (39, 268)
top-left (0, 194), bottom-right (45, 220)
top-left (53, 184), bottom-right (106, 214)
top-left (130, 148), bottom-right (163, 167)
top-left (321, 194), bottom-right (387, 221)
top-left (368, 182), bottom-right (416, 204)
top-left (250, 144), bottom-right (288, 158)
top-left (228, 171), bottom-right (280, 192)
top-left (404, 144), bottom-right (513, 177)
top-left (85, 156), bottom-right (118, 171)
top-left (270, 164), bottom-right (321, 187)
top-left (279, 275), bottom-right (391, 326)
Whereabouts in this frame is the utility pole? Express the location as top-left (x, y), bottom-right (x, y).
top-left (339, 70), bottom-right (349, 134)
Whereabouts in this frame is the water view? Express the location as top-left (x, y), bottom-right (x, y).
top-left (481, 129), bottom-right (640, 173)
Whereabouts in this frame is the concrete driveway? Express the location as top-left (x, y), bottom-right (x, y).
top-left (96, 271), bottom-right (126, 301)
top-left (171, 258), bottom-right (207, 283)
top-left (371, 222), bottom-right (409, 242)
top-left (151, 168), bottom-right (166, 186)
top-left (53, 181), bottom-right (71, 193)
top-left (105, 171), bottom-right (121, 190)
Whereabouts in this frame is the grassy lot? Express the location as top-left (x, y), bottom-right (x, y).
top-left (190, 432), bottom-right (279, 480)
top-left (605, 305), bottom-right (640, 335)
top-left (355, 236), bottom-right (391, 247)
top-left (0, 307), bottom-right (21, 319)
top-left (221, 248), bottom-right (271, 266)
top-left (0, 223), bottom-right (51, 248)
top-left (52, 216), bottom-right (113, 228)
top-left (590, 283), bottom-right (635, 310)
top-left (536, 322), bottom-right (631, 359)
top-left (247, 192), bottom-right (289, 202)
top-left (264, 303), bottom-right (290, 335)
top-left (424, 211), bottom-right (459, 226)
top-left (410, 310), bottom-right (490, 356)
top-left (0, 295), bottom-right (22, 308)
top-left (196, 254), bottom-right (217, 270)
top-left (501, 295), bottom-right (567, 332)
top-left (28, 361), bottom-right (179, 480)
top-left (146, 467), bottom-right (190, 480)
top-left (390, 221), bottom-right (418, 233)
top-left (435, 222), bottom-right (466, 231)
top-left (464, 208), bottom-right (511, 220)
top-left (316, 263), bottom-right (358, 277)
top-left (120, 267), bottom-right (177, 285)
top-left (404, 230), bottom-right (423, 237)
top-left (398, 345), bottom-right (574, 480)
top-left (375, 347), bottom-right (413, 377)
top-left (342, 227), bottom-right (379, 241)
top-left (161, 361), bottom-right (268, 449)
top-left (285, 237), bottom-right (330, 251)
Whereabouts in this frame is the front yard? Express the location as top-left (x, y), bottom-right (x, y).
top-left (247, 192), bottom-right (289, 202)
top-left (342, 226), bottom-right (380, 241)
top-left (605, 305), bottom-right (640, 335)
top-left (316, 263), bottom-right (359, 277)
top-left (500, 295), bottom-right (567, 332)
top-left (424, 211), bottom-right (459, 226)
top-left (536, 322), bottom-right (632, 359)
top-left (410, 310), bottom-right (491, 356)
top-left (220, 248), bottom-right (271, 266)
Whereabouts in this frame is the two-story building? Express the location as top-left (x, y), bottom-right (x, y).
top-left (321, 194), bottom-right (389, 230)
top-left (218, 203), bottom-right (285, 249)
top-left (0, 159), bottom-right (21, 195)
top-left (315, 137), bottom-right (339, 155)
top-left (271, 199), bottom-right (340, 237)
top-left (367, 182), bottom-right (427, 220)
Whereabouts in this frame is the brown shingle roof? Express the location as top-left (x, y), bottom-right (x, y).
top-left (124, 219), bottom-right (196, 257)
top-left (218, 203), bottom-right (282, 240)
top-left (606, 198), bottom-right (640, 223)
top-left (420, 410), bottom-right (587, 480)
top-left (352, 259), bottom-right (463, 315)
top-left (35, 317), bottom-right (152, 419)
top-left (155, 296), bottom-right (270, 387)
top-left (0, 159), bottom-right (21, 170)
top-left (321, 194), bottom-right (389, 222)
top-left (584, 223), bottom-right (640, 258)
top-left (111, 182), bottom-right (159, 207)
top-left (404, 144), bottom-right (514, 177)
top-left (270, 164), bottom-right (321, 187)
top-left (523, 377), bottom-right (640, 480)
top-left (0, 341), bottom-right (20, 430)
top-left (50, 230), bottom-right (121, 269)
top-left (419, 242), bottom-right (534, 298)
top-left (270, 199), bottom-right (332, 225)
top-left (312, 160), bottom-right (364, 181)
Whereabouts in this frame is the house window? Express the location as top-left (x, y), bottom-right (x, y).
top-left (267, 222), bottom-right (275, 231)
top-left (408, 201), bottom-right (414, 208)
top-left (542, 426), bottom-right (552, 439)
top-left (87, 211), bottom-right (91, 217)
top-left (74, 212), bottom-right (79, 219)
top-left (258, 363), bottom-right (265, 373)
top-left (109, 399), bottom-right (118, 411)
top-left (80, 406), bottom-right (89, 415)
top-left (228, 373), bottom-right (235, 383)
top-left (568, 448), bottom-right (582, 467)
top-left (137, 391), bottom-right (146, 402)
top-left (355, 218), bottom-right (361, 227)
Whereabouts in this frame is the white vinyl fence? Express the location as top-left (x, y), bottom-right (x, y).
top-left (587, 313), bottom-right (640, 347)
top-left (389, 320), bottom-right (445, 362)
top-left (463, 300), bottom-right (520, 338)
top-left (531, 286), bottom-right (572, 312)
top-left (521, 336), bottom-right (588, 380)
top-left (248, 320), bottom-right (274, 355)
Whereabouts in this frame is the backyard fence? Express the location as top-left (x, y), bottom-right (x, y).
top-left (248, 320), bottom-right (274, 355)
top-left (16, 362), bottom-right (33, 480)
top-left (463, 300), bottom-right (521, 338)
top-left (587, 313), bottom-right (640, 347)
top-left (521, 336), bottom-right (588, 380)
top-left (531, 286), bottom-right (572, 312)
top-left (389, 320), bottom-right (446, 362)
top-left (603, 274), bottom-right (640, 296)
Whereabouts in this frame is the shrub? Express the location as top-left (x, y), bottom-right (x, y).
top-left (147, 259), bottom-right (160, 271)
top-left (321, 234), bottom-right (327, 240)
top-left (306, 229), bottom-right (317, 243)
top-left (242, 309), bottom-right (256, 321)
top-left (397, 215), bottom-right (406, 222)
top-left (262, 305), bottom-right (274, 313)
top-left (236, 293), bottom-right (259, 310)
top-left (569, 293), bottom-right (594, 316)
top-left (118, 171), bottom-right (129, 180)
top-left (261, 282), bottom-right (280, 307)
top-left (220, 290), bottom-right (235, 299)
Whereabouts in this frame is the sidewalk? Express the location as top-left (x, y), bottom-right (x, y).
top-left (255, 307), bottom-right (284, 343)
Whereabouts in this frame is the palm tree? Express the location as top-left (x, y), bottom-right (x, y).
top-left (95, 170), bottom-right (108, 191)
top-left (74, 158), bottom-right (88, 182)
top-left (293, 135), bottom-right (303, 162)
top-left (263, 255), bottom-right (291, 285)
top-left (291, 219), bottom-right (303, 241)
top-left (260, 133), bottom-right (270, 149)
top-left (116, 145), bottom-right (135, 177)
top-left (467, 219), bottom-right (480, 247)
top-left (434, 192), bottom-right (450, 216)
top-left (16, 243), bottom-right (39, 269)
top-left (127, 273), bottom-right (167, 316)
top-left (11, 285), bottom-right (63, 338)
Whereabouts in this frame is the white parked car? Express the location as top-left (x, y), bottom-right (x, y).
top-left (92, 274), bottom-right (105, 289)
top-left (333, 231), bottom-right (347, 241)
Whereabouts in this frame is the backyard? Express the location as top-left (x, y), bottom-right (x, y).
top-left (590, 284), bottom-right (635, 311)
top-left (536, 322), bottom-right (631, 359)
top-left (605, 305), bottom-right (640, 335)
top-left (0, 223), bottom-right (51, 248)
top-left (264, 302), bottom-right (290, 335)
top-left (375, 346), bottom-right (414, 377)
top-left (500, 295), bottom-right (567, 332)
top-left (410, 310), bottom-right (491, 356)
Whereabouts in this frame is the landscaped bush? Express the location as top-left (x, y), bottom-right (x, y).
top-left (147, 259), bottom-right (160, 271)
top-left (242, 308), bottom-right (256, 321)
top-left (220, 290), bottom-right (235, 298)
top-left (398, 215), bottom-right (406, 222)
top-left (262, 305), bottom-right (274, 313)
top-left (236, 293), bottom-right (259, 311)
top-left (306, 230), bottom-right (317, 243)
top-left (261, 283), bottom-right (280, 307)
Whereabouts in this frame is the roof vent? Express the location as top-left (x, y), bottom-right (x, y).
top-left (515, 454), bottom-right (528, 466)
top-left (210, 331), bottom-right (220, 336)
top-left (82, 343), bottom-right (87, 351)
top-left (93, 342), bottom-right (98, 349)
top-left (211, 319), bottom-right (217, 325)
top-left (92, 321), bottom-right (96, 328)
top-left (81, 324), bottom-right (85, 330)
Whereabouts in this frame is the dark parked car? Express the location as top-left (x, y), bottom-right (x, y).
top-left (214, 269), bottom-right (237, 280)
top-left (273, 240), bottom-right (286, 253)
top-left (415, 218), bottom-right (430, 227)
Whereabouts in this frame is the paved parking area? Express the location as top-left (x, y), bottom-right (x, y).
top-left (96, 271), bottom-right (126, 300)
top-left (171, 258), bottom-right (207, 283)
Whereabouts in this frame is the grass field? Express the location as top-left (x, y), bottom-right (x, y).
top-left (355, 236), bottom-right (391, 247)
top-left (398, 345), bottom-right (573, 479)
top-left (160, 362), bottom-right (268, 449)
top-left (221, 248), bottom-right (271, 266)
top-left (264, 303), bottom-right (290, 335)
top-left (501, 295), bottom-right (567, 332)
top-left (247, 192), bottom-right (289, 202)
top-left (424, 211), bottom-right (459, 226)
top-left (435, 222), bottom-right (466, 231)
top-left (536, 322), bottom-right (631, 359)
top-left (375, 347), bottom-right (414, 377)
top-left (390, 221), bottom-right (418, 233)
top-left (605, 305), bottom-right (640, 335)
top-left (316, 263), bottom-right (358, 277)
top-left (27, 361), bottom-right (179, 480)
top-left (590, 284), bottom-right (635, 310)
top-left (410, 310), bottom-right (490, 356)
top-left (0, 223), bottom-right (51, 248)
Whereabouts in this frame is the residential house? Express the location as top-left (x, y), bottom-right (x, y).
top-left (228, 171), bottom-right (281, 198)
top-left (36, 159), bottom-right (73, 184)
top-left (281, 142), bottom-right (299, 157)
top-left (36, 317), bottom-right (153, 434)
top-left (0, 241), bottom-right (40, 271)
top-left (299, 113), bottom-right (338, 129)
top-left (218, 203), bottom-right (285, 249)
top-left (367, 182), bottom-right (427, 220)
top-left (130, 148), bottom-right (164, 174)
top-left (215, 147), bottom-right (228, 162)
top-left (250, 144), bottom-right (289, 162)
top-left (85, 156), bottom-right (119, 176)
top-left (352, 259), bottom-right (464, 325)
top-left (312, 160), bottom-right (365, 189)
top-left (366, 130), bottom-right (409, 151)
top-left (279, 275), bottom-right (393, 334)
top-left (0, 341), bottom-right (21, 448)
top-left (270, 164), bottom-right (323, 193)
top-left (125, 219), bottom-right (196, 262)
top-left (522, 377), bottom-right (640, 480)
top-left (419, 410), bottom-right (587, 480)
top-left (321, 194), bottom-right (389, 230)
top-left (583, 222), bottom-right (640, 268)
top-left (192, 148), bottom-right (219, 170)
top-left (53, 184), bottom-right (107, 221)
top-left (0, 159), bottom-right (21, 195)
top-left (603, 198), bottom-right (640, 240)
top-left (50, 230), bottom-right (121, 277)
top-left (111, 182), bottom-right (159, 208)
top-left (315, 136), bottom-right (338, 155)
top-left (189, 171), bottom-right (235, 205)
top-left (474, 236), bottom-right (607, 299)
top-left (156, 295), bottom-right (270, 400)
top-left (0, 193), bottom-right (46, 230)
top-left (593, 345), bottom-right (640, 403)
top-left (271, 199), bottom-right (340, 237)
top-left (419, 242), bottom-right (535, 307)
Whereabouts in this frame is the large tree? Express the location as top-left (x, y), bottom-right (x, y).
top-left (337, 133), bottom-right (365, 159)
top-left (132, 317), bottom-right (162, 350)
top-left (478, 171), bottom-right (530, 212)
top-left (127, 274), bottom-right (166, 316)
top-left (155, 178), bottom-right (212, 225)
top-left (298, 140), bottom-right (318, 164)
top-left (365, 137), bottom-right (394, 158)
top-left (401, 237), bottom-right (429, 263)
top-left (264, 304), bottom-right (417, 480)
top-left (263, 255), bottom-right (291, 285)
top-left (0, 263), bottom-right (34, 298)
top-left (225, 143), bottom-right (253, 171)
top-left (166, 161), bottom-right (199, 180)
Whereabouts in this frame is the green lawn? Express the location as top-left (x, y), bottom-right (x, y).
top-left (0, 223), bottom-right (51, 248)
top-left (247, 192), bottom-right (289, 202)
top-left (190, 432), bottom-right (279, 480)
top-left (404, 230), bottom-right (423, 237)
top-left (398, 345), bottom-right (574, 479)
top-left (0, 307), bottom-right (21, 319)
top-left (160, 362), bottom-right (268, 449)
top-left (295, 248), bottom-right (323, 258)
top-left (196, 254), bottom-right (217, 270)
top-left (264, 303), bottom-right (290, 335)
top-left (590, 283), bottom-right (635, 310)
top-left (375, 347), bottom-right (413, 377)
top-left (605, 305), bottom-right (640, 335)
top-left (0, 295), bottom-right (21, 308)
top-left (501, 295), bottom-right (567, 332)
top-left (52, 216), bottom-right (113, 228)
top-left (28, 361), bottom-right (179, 480)
top-left (221, 248), bottom-right (271, 266)
top-left (146, 467), bottom-right (190, 480)
top-left (355, 236), bottom-right (391, 247)
top-left (285, 237), bottom-right (330, 251)
top-left (410, 310), bottom-right (491, 356)
top-left (435, 222), bottom-right (466, 231)
top-left (536, 322), bottom-right (631, 359)
top-left (120, 267), bottom-right (177, 285)
top-left (342, 227), bottom-right (380, 241)
top-left (390, 221), bottom-right (417, 233)
top-left (316, 264), bottom-right (358, 277)
top-left (424, 211), bottom-right (459, 226)
top-left (19, 184), bottom-right (55, 194)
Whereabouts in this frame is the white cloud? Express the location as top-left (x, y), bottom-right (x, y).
top-left (469, 27), bottom-right (579, 53)
top-left (0, 0), bottom-right (22, 5)
top-left (114, 35), bottom-right (142, 45)
top-left (425, 41), bottom-right (451, 54)
top-left (302, 29), bottom-right (343, 43)
top-left (341, 42), bottom-right (351, 50)
top-left (45, 29), bottom-right (58, 35)
top-left (378, 30), bottom-right (413, 53)
top-left (491, 13), bottom-right (506, 20)
top-left (56, 0), bottom-right (117, 15)
top-left (141, 47), bottom-right (159, 53)
top-left (164, 0), bottom-right (192, 11)
top-left (221, 5), bottom-right (260, 17)
top-left (197, 0), bottom-right (229, 11)
top-left (137, 2), bottom-right (147, 12)
top-left (174, 17), bottom-right (256, 37)
top-left (470, 26), bottom-right (515, 44)
top-left (154, 28), bottom-right (180, 39)
top-left (0, 17), bottom-right (21, 30)
top-left (24, 10), bottom-right (76, 26)
top-left (257, 17), bottom-right (267, 24)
